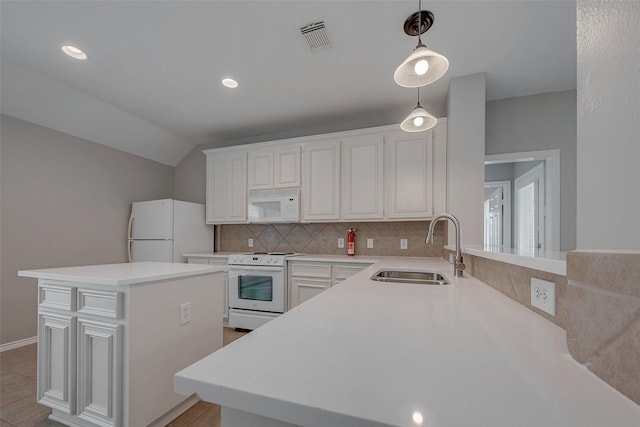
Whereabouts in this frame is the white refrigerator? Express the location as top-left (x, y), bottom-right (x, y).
top-left (127, 199), bottom-right (213, 263)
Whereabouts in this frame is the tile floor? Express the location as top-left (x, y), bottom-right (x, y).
top-left (0, 328), bottom-right (248, 427)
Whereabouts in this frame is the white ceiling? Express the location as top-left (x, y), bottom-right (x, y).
top-left (0, 1), bottom-right (576, 166)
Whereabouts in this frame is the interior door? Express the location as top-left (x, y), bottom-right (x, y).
top-left (514, 164), bottom-right (545, 254)
top-left (484, 186), bottom-right (503, 248)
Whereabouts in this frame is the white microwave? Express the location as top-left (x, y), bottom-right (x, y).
top-left (247, 188), bottom-right (300, 223)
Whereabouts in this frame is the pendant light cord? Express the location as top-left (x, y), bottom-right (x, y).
top-left (418, 0), bottom-right (422, 44)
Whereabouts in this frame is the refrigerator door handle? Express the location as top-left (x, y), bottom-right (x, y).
top-left (127, 208), bottom-right (134, 240)
top-left (127, 208), bottom-right (134, 262)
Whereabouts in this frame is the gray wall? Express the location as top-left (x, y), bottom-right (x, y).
top-left (174, 147), bottom-right (206, 204)
top-left (446, 73), bottom-right (486, 246)
top-left (577, 1), bottom-right (639, 250)
top-left (485, 90), bottom-right (577, 251)
top-left (0, 115), bottom-right (174, 345)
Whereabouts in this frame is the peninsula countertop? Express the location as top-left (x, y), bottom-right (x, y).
top-left (18, 261), bottom-right (227, 286)
top-left (175, 257), bottom-right (640, 427)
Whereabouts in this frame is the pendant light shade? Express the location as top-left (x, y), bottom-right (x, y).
top-left (400, 102), bottom-right (437, 132)
top-left (394, 43), bottom-right (449, 88)
top-left (394, 1), bottom-right (449, 88)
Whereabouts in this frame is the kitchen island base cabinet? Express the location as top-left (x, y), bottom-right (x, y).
top-left (22, 263), bottom-right (226, 427)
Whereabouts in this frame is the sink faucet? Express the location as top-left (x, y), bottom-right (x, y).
top-left (426, 213), bottom-right (465, 277)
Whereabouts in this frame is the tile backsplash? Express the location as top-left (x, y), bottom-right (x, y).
top-left (450, 249), bottom-right (640, 405)
top-left (219, 221), bottom-right (446, 257)
top-left (565, 251), bottom-right (640, 405)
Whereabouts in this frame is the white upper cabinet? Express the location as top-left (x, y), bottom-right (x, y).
top-left (301, 140), bottom-right (341, 221)
top-left (385, 131), bottom-right (434, 219)
top-left (341, 134), bottom-right (385, 220)
top-left (247, 145), bottom-right (301, 190)
top-left (204, 122), bottom-right (447, 223)
top-left (204, 149), bottom-right (247, 224)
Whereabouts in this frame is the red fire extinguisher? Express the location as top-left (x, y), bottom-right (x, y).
top-left (347, 228), bottom-right (356, 256)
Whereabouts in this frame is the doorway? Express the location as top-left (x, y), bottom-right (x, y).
top-left (484, 149), bottom-right (559, 252)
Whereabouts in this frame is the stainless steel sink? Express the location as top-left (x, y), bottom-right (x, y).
top-left (370, 270), bottom-right (450, 285)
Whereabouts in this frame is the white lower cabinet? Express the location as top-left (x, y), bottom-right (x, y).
top-left (77, 319), bottom-right (122, 427)
top-left (35, 272), bottom-right (224, 427)
top-left (37, 312), bottom-right (76, 414)
top-left (288, 261), bottom-right (372, 309)
top-left (37, 282), bottom-right (123, 427)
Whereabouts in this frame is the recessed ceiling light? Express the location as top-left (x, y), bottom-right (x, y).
top-left (222, 78), bottom-right (238, 89)
top-left (62, 45), bottom-right (87, 60)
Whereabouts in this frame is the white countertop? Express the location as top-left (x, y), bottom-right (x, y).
top-left (175, 257), bottom-right (639, 427)
top-left (183, 252), bottom-right (236, 258)
top-left (290, 254), bottom-right (381, 263)
top-left (18, 262), bottom-right (226, 286)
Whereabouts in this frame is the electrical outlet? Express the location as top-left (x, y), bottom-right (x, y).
top-left (338, 238), bottom-right (345, 248)
top-left (530, 278), bottom-right (556, 316)
top-left (248, 238), bottom-right (254, 248)
top-left (400, 239), bottom-right (408, 250)
top-left (367, 238), bottom-right (374, 248)
top-left (180, 302), bottom-right (192, 325)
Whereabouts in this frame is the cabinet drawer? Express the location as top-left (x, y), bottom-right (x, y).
top-left (77, 290), bottom-right (123, 319)
top-left (290, 263), bottom-right (332, 279)
top-left (39, 283), bottom-right (76, 311)
top-left (207, 258), bottom-right (229, 266)
top-left (334, 264), bottom-right (369, 280)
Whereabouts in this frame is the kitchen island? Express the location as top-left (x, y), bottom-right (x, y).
top-left (19, 262), bottom-right (227, 427)
top-left (175, 257), bottom-right (640, 427)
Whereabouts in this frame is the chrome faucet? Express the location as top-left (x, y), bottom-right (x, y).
top-left (426, 213), bottom-right (465, 277)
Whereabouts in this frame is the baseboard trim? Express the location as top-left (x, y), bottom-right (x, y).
top-left (148, 393), bottom-right (201, 426)
top-left (0, 336), bottom-right (37, 352)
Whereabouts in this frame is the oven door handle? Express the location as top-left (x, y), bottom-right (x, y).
top-left (228, 265), bottom-right (284, 273)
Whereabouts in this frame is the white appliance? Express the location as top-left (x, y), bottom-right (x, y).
top-left (247, 188), bottom-right (300, 223)
top-left (127, 199), bottom-right (213, 262)
top-left (228, 253), bottom-right (300, 330)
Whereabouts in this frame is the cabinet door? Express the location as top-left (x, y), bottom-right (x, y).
top-left (227, 151), bottom-right (248, 222)
top-left (247, 149), bottom-right (274, 190)
top-left (205, 151), bottom-right (247, 223)
top-left (333, 263), bottom-right (371, 285)
top-left (385, 131), bottom-right (433, 218)
top-left (38, 313), bottom-right (76, 414)
top-left (289, 278), bottom-right (331, 309)
top-left (274, 145), bottom-right (301, 188)
top-left (302, 140), bottom-right (341, 221)
top-left (206, 153), bottom-right (229, 223)
top-left (341, 135), bottom-right (384, 220)
top-left (77, 319), bottom-right (122, 427)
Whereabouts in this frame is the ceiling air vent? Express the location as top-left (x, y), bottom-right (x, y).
top-left (300, 21), bottom-right (334, 51)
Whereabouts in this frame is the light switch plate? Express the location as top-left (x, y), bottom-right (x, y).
top-left (530, 278), bottom-right (556, 316)
top-left (248, 238), bottom-right (254, 248)
top-left (400, 239), bottom-right (408, 250)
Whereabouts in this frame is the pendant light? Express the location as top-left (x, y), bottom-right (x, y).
top-left (394, 0), bottom-right (449, 88)
top-left (400, 87), bottom-right (437, 132)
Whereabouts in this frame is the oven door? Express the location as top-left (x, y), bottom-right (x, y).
top-left (228, 266), bottom-right (285, 313)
